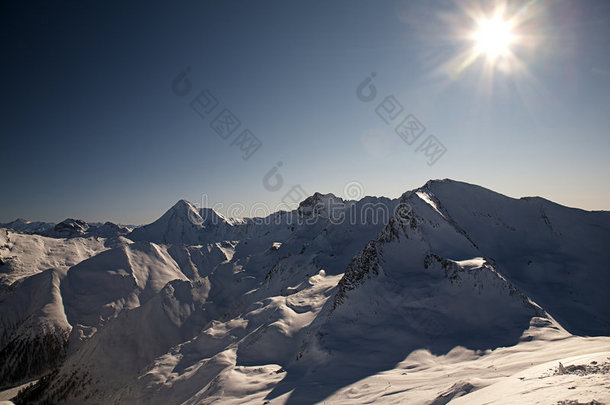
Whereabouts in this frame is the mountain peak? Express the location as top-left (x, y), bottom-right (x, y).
top-left (53, 218), bottom-right (90, 236)
top-left (298, 192), bottom-right (343, 208)
top-left (422, 178), bottom-right (467, 189)
top-left (171, 199), bottom-right (197, 211)
top-left (298, 192), bottom-right (345, 218)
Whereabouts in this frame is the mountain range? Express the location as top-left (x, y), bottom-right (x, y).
top-left (1, 179), bottom-right (608, 404)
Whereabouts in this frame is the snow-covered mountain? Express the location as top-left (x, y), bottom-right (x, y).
top-left (0, 219), bottom-right (55, 234)
top-left (1, 179), bottom-right (609, 405)
top-left (0, 218), bottom-right (133, 238)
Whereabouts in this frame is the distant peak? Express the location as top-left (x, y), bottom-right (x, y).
top-left (298, 192), bottom-right (342, 209)
top-left (172, 199), bottom-right (196, 210)
top-left (423, 178), bottom-right (458, 188)
top-left (297, 192), bottom-right (346, 218)
top-left (53, 218), bottom-right (89, 236)
top-left (58, 218), bottom-right (88, 226)
top-left (419, 179), bottom-right (489, 195)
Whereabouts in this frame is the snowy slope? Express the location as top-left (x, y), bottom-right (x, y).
top-left (3, 180), bottom-right (610, 404)
top-left (0, 269), bottom-right (69, 387)
top-left (264, 196), bottom-right (568, 403)
top-left (61, 242), bottom-right (190, 341)
top-left (0, 231), bottom-right (110, 387)
top-left (417, 179), bottom-right (610, 335)
top-left (0, 229), bottom-right (108, 287)
top-left (449, 350), bottom-right (610, 405)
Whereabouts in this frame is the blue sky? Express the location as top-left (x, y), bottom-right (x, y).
top-left (2, 0), bottom-right (610, 224)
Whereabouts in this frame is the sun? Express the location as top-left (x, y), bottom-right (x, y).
top-left (437, 2), bottom-right (540, 79)
top-left (436, 2), bottom-right (543, 83)
top-left (473, 15), bottom-right (514, 60)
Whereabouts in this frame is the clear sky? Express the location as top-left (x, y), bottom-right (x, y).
top-left (2, 0), bottom-right (609, 224)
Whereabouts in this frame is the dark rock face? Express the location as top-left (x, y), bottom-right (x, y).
top-left (46, 219), bottom-right (130, 238)
top-left (89, 222), bottom-right (130, 238)
top-left (298, 192), bottom-right (345, 219)
top-left (0, 330), bottom-right (69, 388)
top-left (333, 240), bottom-right (380, 308)
top-left (52, 219), bottom-right (89, 237)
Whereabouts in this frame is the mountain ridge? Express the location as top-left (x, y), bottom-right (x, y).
top-left (1, 179), bottom-right (609, 404)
